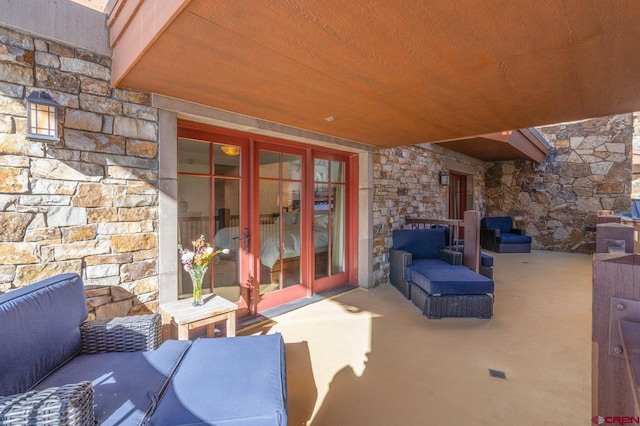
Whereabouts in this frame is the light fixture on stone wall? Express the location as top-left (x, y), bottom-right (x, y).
top-left (439, 171), bottom-right (450, 186)
top-left (26, 91), bottom-right (59, 141)
top-left (220, 145), bottom-right (240, 156)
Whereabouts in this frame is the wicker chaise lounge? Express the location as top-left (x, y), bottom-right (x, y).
top-left (390, 228), bottom-right (494, 319)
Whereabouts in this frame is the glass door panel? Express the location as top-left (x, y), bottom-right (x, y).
top-left (177, 174), bottom-right (211, 298)
top-left (313, 158), bottom-right (346, 279)
top-left (257, 150), bottom-right (303, 293)
top-left (177, 135), bottom-right (244, 302)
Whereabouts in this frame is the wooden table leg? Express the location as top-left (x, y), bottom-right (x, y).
top-left (206, 322), bottom-right (216, 337)
top-left (177, 323), bottom-right (189, 340)
top-left (227, 311), bottom-right (236, 337)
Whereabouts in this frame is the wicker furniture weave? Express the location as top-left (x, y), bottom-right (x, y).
top-left (0, 314), bottom-right (161, 426)
top-left (411, 285), bottom-right (493, 319)
top-left (80, 314), bottom-right (162, 353)
top-left (0, 381), bottom-right (94, 426)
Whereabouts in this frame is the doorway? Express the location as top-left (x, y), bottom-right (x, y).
top-left (449, 173), bottom-right (467, 238)
top-left (176, 122), bottom-right (355, 315)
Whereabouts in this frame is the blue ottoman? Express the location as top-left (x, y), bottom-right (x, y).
top-left (410, 266), bottom-right (494, 319)
top-left (148, 334), bottom-right (288, 425)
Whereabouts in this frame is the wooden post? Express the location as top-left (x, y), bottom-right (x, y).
top-left (462, 210), bottom-right (481, 273)
top-left (592, 254), bottom-right (640, 417)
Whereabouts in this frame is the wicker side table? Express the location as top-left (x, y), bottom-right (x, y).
top-left (161, 294), bottom-right (238, 340)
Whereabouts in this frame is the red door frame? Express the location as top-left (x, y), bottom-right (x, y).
top-left (310, 150), bottom-right (358, 293)
top-left (177, 120), bottom-right (359, 315)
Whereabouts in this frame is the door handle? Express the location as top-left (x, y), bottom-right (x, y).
top-left (233, 228), bottom-right (250, 254)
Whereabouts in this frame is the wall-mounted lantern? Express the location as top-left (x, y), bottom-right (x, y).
top-left (26, 91), bottom-right (59, 141)
top-left (439, 171), bottom-right (450, 186)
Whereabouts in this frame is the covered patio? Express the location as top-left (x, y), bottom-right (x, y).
top-left (251, 250), bottom-right (591, 425)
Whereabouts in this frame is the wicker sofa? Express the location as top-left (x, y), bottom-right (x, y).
top-left (0, 273), bottom-right (288, 426)
top-left (480, 216), bottom-right (532, 253)
top-left (390, 228), bottom-right (494, 319)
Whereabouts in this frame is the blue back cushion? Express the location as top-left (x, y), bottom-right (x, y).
top-left (392, 229), bottom-right (446, 259)
top-left (482, 216), bottom-right (513, 233)
top-left (0, 273), bottom-right (88, 396)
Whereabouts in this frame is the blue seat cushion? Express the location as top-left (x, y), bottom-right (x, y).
top-left (392, 229), bottom-right (446, 259)
top-left (34, 340), bottom-right (191, 426)
top-left (496, 233), bottom-right (532, 244)
top-left (482, 216), bottom-right (513, 233)
top-left (0, 273), bottom-right (88, 396)
top-left (148, 334), bottom-right (288, 426)
top-left (411, 266), bottom-right (494, 295)
top-left (408, 259), bottom-right (462, 281)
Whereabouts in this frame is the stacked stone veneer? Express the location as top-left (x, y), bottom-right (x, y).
top-left (0, 26), bottom-right (159, 319)
top-left (484, 114), bottom-right (632, 253)
top-left (372, 145), bottom-right (485, 286)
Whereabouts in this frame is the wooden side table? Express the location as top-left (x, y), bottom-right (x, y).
top-left (161, 294), bottom-right (238, 340)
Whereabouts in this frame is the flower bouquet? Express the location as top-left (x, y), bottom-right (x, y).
top-left (178, 235), bottom-right (229, 306)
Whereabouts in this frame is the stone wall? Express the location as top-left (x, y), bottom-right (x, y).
top-left (372, 145), bottom-right (485, 286)
top-left (484, 114), bottom-right (633, 253)
top-left (0, 26), bottom-right (160, 319)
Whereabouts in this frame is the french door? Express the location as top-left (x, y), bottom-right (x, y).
top-left (176, 126), bottom-right (249, 309)
top-left (177, 122), bottom-right (354, 315)
top-left (311, 153), bottom-right (350, 292)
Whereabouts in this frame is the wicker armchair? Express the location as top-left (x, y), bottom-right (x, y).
top-left (0, 313), bottom-right (161, 426)
top-left (389, 228), bottom-right (462, 298)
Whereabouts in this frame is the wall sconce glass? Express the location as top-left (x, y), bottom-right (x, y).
top-left (26, 91), bottom-right (59, 141)
top-left (439, 171), bottom-right (450, 186)
top-left (220, 145), bottom-right (240, 156)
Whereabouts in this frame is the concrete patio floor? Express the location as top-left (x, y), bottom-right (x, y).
top-left (242, 250), bottom-right (592, 425)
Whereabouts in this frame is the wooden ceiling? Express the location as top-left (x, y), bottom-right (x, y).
top-left (110, 0), bottom-right (640, 152)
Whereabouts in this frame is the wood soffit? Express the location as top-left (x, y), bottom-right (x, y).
top-left (109, 0), bottom-right (640, 160)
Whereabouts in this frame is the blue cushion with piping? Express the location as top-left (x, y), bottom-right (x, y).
top-left (481, 216), bottom-right (513, 234)
top-left (411, 266), bottom-right (494, 295)
top-left (147, 334), bottom-right (288, 426)
top-left (0, 273), bottom-right (87, 396)
top-left (496, 233), bottom-right (532, 244)
top-left (392, 228), bottom-right (446, 259)
top-left (34, 340), bottom-right (191, 426)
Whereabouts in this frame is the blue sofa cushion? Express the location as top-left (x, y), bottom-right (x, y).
top-left (411, 266), bottom-right (494, 295)
top-left (481, 216), bottom-right (513, 234)
top-left (392, 229), bottom-right (446, 259)
top-left (496, 233), bottom-right (532, 244)
top-left (148, 334), bottom-right (288, 426)
top-left (0, 273), bottom-right (88, 396)
top-left (34, 339), bottom-right (191, 426)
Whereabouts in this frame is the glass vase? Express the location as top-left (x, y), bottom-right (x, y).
top-left (189, 266), bottom-right (207, 307)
